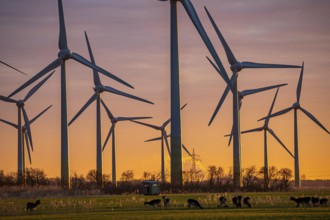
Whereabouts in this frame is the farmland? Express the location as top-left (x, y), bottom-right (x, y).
top-left (0, 189), bottom-right (329, 219)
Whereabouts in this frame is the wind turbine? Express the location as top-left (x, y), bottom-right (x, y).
top-left (226, 84), bottom-right (288, 146)
top-left (8, 0), bottom-right (134, 188)
top-left (1, 60), bottom-right (27, 75)
top-left (143, 133), bottom-right (192, 183)
top-left (131, 103), bottom-right (187, 182)
top-left (68, 31), bottom-right (154, 188)
top-left (0, 72), bottom-right (53, 185)
top-left (259, 63), bottom-right (330, 187)
top-left (240, 88), bottom-right (294, 189)
top-left (159, 0), bottom-right (232, 187)
top-left (0, 105), bottom-right (52, 185)
top-left (99, 100), bottom-right (152, 186)
top-left (204, 6), bottom-right (301, 188)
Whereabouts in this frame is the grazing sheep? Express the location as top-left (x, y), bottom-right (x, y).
top-left (243, 197), bottom-right (251, 208)
top-left (290, 196), bottom-right (311, 207)
top-left (187, 199), bottom-right (203, 209)
top-left (26, 200), bottom-right (41, 213)
top-left (311, 197), bottom-right (320, 207)
top-left (162, 196), bottom-right (170, 208)
top-left (320, 198), bottom-right (328, 206)
top-left (232, 196), bottom-right (242, 208)
top-left (218, 196), bottom-right (228, 208)
top-left (144, 199), bottom-right (161, 208)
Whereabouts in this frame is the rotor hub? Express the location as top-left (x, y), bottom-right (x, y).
top-left (58, 49), bottom-right (71, 60)
top-left (94, 85), bottom-right (104, 93)
top-left (16, 100), bottom-right (25, 107)
top-left (293, 102), bottom-right (300, 109)
top-left (230, 62), bottom-right (243, 72)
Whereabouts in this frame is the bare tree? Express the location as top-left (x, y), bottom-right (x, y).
top-left (25, 168), bottom-right (47, 186)
top-left (120, 170), bottom-right (134, 182)
top-left (279, 168), bottom-right (293, 190)
top-left (243, 166), bottom-right (260, 189)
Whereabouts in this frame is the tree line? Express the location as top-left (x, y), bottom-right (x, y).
top-left (0, 165), bottom-right (294, 193)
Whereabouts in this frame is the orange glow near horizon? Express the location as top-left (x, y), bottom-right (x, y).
top-left (0, 0), bottom-right (329, 181)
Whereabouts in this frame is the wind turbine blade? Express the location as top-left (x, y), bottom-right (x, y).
top-left (204, 7), bottom-right (237, 65)
top-left (145, 136), bottom-right (163, 142)
top-left (100, 99), bottom-right (114, 120)
top-left (180, 1), bottom-right (231, 87)
top-left (29, 105), bottom-right (52, 125)
top-left (300, 106), bottom-right (330, 134)
top-left (0, 60), bottom-right (27, 75)
top-left (22, 107), bottom-right (33, 151)
top-left (117, 116), bottom-right (152, 122)
top-left (0, 118), bottom-right (18, 129)
top-left (162, 103), bottom-right (187, 127)
top-left (241, 62), bottom-right (301, 69)
top-left (268, 128), bottom-right (294, 158)
top-left (242, 84), bottom-right (287, 97)
top-left (163, 130), bottom-right (171, 156)
top-left (102, 125), bottom-right (114, 152)
top-left (25, 132), bottom-right (32, 164)
top-left (296, 62), bottom-right (304, 103)
top-left (103, 86), bottom-right (154, 104)
top-left (130, 120), bottom-right (159, 130)
top-left (181, 103), bottom-right (188, 110)
top-left (208, 84), bottom-right (230, 126)
top-left (24, 71), bottom-right (55, 101)
top-left (69, 93), bottom-right (97, 126)
top-left (84, 31), bottom-right (101, 86)
top-left (70, 53), bottom-right (134, 89)
top-left (182, 144), bottom-right (192, 157)
top-left (265, 87), bottom-right (280, 126)
top-left (58, 0), bottom-right (68, 50)
top-left (258, 106), bottom-right (294, 121)
top-left (228, 126), bottom-right (233, 146)
top-left (8, 58), bottom-right (61, 98)
top-left (241, 127), bottom-right (264, 134)
top-left (206, 56), bottom-right (227, 82)
top-left (163, 118), bottom-right (171, 128)
top-left (0, 95), bottom-right (17, 103)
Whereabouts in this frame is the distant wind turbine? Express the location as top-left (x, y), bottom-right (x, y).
top-left (1, 60), bottom-right (27, 75)
top-left (0, 105), bottom-right (52, 185)
top-left (100, 100), bottom-right (152, 186)
top-left (131, 103), bottom-right (187, 182)
top-left (68, 31), bottom-right (153, 188)
top-left (144, 132), bottom-right (192, 182)
top-left (8, 0), bottom-right (134, 188)
top-left (159, 0), bottom-right (232, 187)
top-left (0, 72), bottom-right (53, 185)
top-left (240, 87), bottom-right (294, 189)
top-left (204, 6), bottom-right (300, 188)
top-left (259, 63), bottom-right (330, 187)
top-left (226, 84), bottom-right (288, 146)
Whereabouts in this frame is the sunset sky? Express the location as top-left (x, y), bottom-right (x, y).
top-left (1, 0), bottom-right (329, 180)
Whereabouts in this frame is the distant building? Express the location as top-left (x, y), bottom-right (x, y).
top-left (142, 180), bottom-right (160, 195)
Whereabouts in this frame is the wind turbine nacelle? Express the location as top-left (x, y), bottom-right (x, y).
top-left (58, 49), bottom-right (71, 60)
top-left (94, 85), bottom-right (105, 93)
top-left (16, 100), bottom-right (25, 107)
top-left (230, 62), bottom-right (243, 72)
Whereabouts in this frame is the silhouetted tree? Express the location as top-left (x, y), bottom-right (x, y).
top-left (120, 170), bottom-right (134, 182)
top-left (243, 165), bottom-right (260, 189)
top-left (86, 170), bottom-right (97, 184)
top-left (278, 168), bottom-right (293, 190)
top-left (25, 168), bottom-right (47, 186)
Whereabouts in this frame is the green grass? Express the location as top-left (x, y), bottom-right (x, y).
top-left (0, 190), bottom-right (329, 219)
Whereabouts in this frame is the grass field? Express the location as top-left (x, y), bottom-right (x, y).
top-left (0, 190), bottom-right (329, 219)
